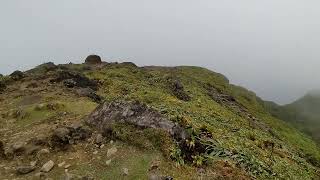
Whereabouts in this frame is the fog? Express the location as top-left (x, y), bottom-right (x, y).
top-left (1, 0), bottom-right (320, 105)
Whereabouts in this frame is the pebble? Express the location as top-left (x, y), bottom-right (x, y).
top-left (123, 168), bottom-right (129, 176)
top-left (107, 147), bottom-right (117, 158)
top-left (30, 160), bottom-right (37, 167)
top-left (16, 165), bottom-right (35, 174)
top-left (35, 172), bottom-right (47, 179)
top-left (149, 174), bottom-right (162, 180)
top-left (95, 134), bottom-right (104, 144)
top-left (41, 160), bottom-right (55, 172)
top-left (11, 142), bottom-right (25, 153)
top-left (58, 161), bottom-right (66, 167)
top-left (105, 159), bottom-right (112, 166)
top-left (93, 150), bottom-right (98, 155)
top-left (37, 148), bottom-right (50, 156)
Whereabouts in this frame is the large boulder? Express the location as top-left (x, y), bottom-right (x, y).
top-left (85, 101), bottom-right (189, 141)
top-left (85, 55), bottom-right (102, 64)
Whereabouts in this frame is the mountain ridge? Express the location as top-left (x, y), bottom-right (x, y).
top-left (264, 90), bottom-right (320, 144)
top-left (0, 57), bottom-right (319, 179)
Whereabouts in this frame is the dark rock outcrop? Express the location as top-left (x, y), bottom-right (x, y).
top-left (76, 88), bottom-right (103, 103)
top-left (120, 62), bottom-right (137, 67)
top-left (50, 124), bottom-right (92, 150)
top-left (10, 70), bottom-right (24, 81)
top-left (85, 55), bottom-right (102, 64)
top-left (85, 101), bottom-right (189, 141)
top-left (38, 62), bottom-right (57, 72)
top-left (0, 141), bottom-right (5, 159)
top-left (51, 71), bottom-right (98, 91)
top-left (0, 80), bottom-right (6, 93)
top-left (168, 79), bottom-right (191, 101)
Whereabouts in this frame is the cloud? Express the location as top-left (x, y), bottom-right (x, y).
top-left (1, 0), bottom-right (319, 104)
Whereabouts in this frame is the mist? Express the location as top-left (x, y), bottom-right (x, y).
top-left (1, 0), bottom-right (320, 104)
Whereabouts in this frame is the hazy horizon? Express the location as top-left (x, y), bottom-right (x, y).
top-left (2, 0), bottom-right (320, 105)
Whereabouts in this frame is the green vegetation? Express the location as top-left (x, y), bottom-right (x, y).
top-left (86, 64), bottom-right (319, 179)
top-left (264, 92), bottom-right (320, 144)
top-left (0, 62), bottom-right (319, 179)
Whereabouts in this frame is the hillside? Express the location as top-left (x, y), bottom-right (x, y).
top-left (264, 91), bottom-right (320, 144)
top-left (0, 56), bottom-right (319, 179)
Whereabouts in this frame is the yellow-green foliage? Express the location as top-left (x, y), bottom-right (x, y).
top-left (85, 64), bottom-right (320, 179)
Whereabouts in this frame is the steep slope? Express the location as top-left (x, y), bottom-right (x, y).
top-left (265, 91), bottom-right (320, 144)
top-left (0, 59), bottom-right (319, 179)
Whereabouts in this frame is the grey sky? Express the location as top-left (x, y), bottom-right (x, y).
top-left (1, 0), bottom-right (320, 104)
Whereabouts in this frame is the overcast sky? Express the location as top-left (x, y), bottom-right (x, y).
top-left (1, 0), bottom-right (320, 104)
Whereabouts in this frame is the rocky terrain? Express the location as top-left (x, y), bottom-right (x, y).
top-left (0, 55), bottom-right (319, 179)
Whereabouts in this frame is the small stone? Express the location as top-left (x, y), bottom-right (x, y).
top-left (34, 104), bottom-right (46, 111)
top-left (109, 140), bottom-right (114, 145)
top-left (105, 159), bottom-right (112, 166)
top-left (123, 168), bottom-right (129, 176)
top-left (107, 147), bottom-right (117, 158)
top-left (41, 160), bottom-right (55, 172)
top-left (149, 174), bottom-right (162, 180)
top-left (93, 150), bottom-right (98, 155)
top-left (95, 134), bottom-right (103, 144)
top-left (11, 142), bottom-right (25, 153)
top-left (52, 127), bottom-right (71, 142)
top-left (58, 161), bottom-right (66, 167)
top-left (149, 161), bottom-right (160, 171)
top-left (38, 148), bottom-right (50, 155)
top-left (30, 161), bottom-right (37, 167)
top-left (26, 145), bottom-right (41, 155)
top-left (64, 164), bottom-right (71, 169)
top-left (16, 165), bottom-right (35, 174)
top-left (164, 176), bottom-right (174, 180)
top-left (63, 172), bottom-right (75, 180)
top-left (197, 168), bottom-right (205, 174)
top-left (100, 144), bottom-right (105, 149)
top-left (37, 148), bottom-right (50, 159)
top-left (35, 172), bottom-right (47, 179)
